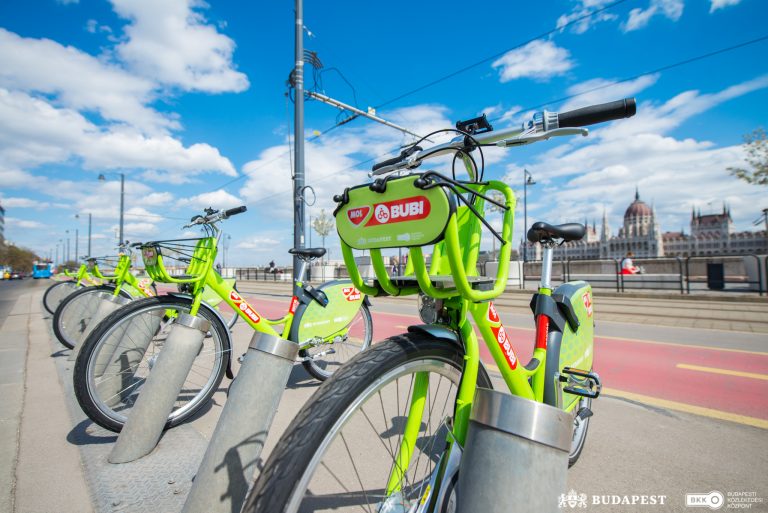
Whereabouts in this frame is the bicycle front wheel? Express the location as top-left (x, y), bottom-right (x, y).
top-left (73, 295), bottom-right (231, 432)
top-left (244, 332), bottom-right (492, 513)
top-left (52, 285), bottom-right (128, 349)
top-left (300, 302), bottom-right (373, 381)
top-left (43, 280), bottom-right (78, 315)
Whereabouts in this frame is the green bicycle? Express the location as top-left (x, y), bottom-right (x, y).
top-left (244, 98), bottom-right (636, 512)
top-left (51, 247), bottom-right (158, 350)
top-left (73, 206), bottom-right (373, 432)
top-left (42, 258), bottom-right (108, 315)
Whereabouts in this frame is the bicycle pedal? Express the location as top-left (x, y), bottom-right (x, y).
top-left (576, 406), bottom-right (593, 421)
top-left (301, 349), bottom-right (336, 362)
top-left (560, 367), bottom-right (602, 399)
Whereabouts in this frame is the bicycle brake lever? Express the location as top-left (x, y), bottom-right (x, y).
top-left (496, 127), bottom-right (588, 147)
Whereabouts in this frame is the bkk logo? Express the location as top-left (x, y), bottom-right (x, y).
top-left (365, 196), bottom-right (431, 226)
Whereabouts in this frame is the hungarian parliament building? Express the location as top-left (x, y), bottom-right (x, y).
top-left (524, 190), bottom-right (767, 261)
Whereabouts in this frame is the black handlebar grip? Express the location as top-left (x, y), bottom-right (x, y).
top-left (558, 98), bottom-right (636, 128)
top-left (372, 153), bottom-right (405, 172)
top-left (224, 205), bottom-right (247, 218)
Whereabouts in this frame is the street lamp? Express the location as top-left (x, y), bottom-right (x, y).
top-left (523, 169), bottom-right (536, 262)
top-left (98, 172), bottom-right (125, 245)
top-left (65, 230), bottom-right (71, 262)
top-left (75, 213), bottom-right (92, 256)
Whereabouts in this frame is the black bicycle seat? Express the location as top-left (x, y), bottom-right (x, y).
top-left (288, 247), bottom-right (327, 259)
top-left (527, 222), bottom-right (586, 243)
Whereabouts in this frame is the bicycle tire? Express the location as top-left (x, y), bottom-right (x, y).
top-left (52, 285), bottom-right (128, 349)
top-left (73, 295), bottom-right (231, 432)
top-left (42, 280), bottom-right (79, 315)
top-left (243, 332), bottom-right (493, 513)
top-left (300, 302), bottom-right (373, 381)
top-left (568, 396), bottom-right (591, 467)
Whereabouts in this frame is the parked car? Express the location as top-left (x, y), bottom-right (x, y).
top-left (9, 270), bottom-right (22, 280)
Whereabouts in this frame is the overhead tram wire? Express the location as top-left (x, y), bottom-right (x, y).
top-left (370, 0), bottom-right (635, 111)
top-left (206, 32), bottom-right (768, 212)
top-left (487, 33), bottom-right (768, 122)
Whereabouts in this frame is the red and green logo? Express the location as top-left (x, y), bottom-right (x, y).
top-left (365, 196), bottom-right (431, 226)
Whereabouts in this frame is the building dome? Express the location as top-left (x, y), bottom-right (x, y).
top-left (624, 189), bottom-right (652, 220)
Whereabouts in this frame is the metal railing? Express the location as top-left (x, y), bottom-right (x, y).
top-left (482, 254), bottom-right (766, 295)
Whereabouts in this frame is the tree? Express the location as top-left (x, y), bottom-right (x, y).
top-left (729, 128), bottom-right (768, 186)
top-left (312, 209), bottom-right (334, 277)
top-left (0, 241), bottom-right (39, 272)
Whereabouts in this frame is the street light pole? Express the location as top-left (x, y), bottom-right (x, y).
top-left (75, 228), bottom-right (79, 261)
top-left (66, 230), bottom-right (70, 262)
top-left (119, 173), bottom-right (125, 245)
top-left (292, 0), bottom-right (306, 281)
top-left (523, 169), bottom-right (536, 262)
top-left (98, 173), bottom-right (125, 246)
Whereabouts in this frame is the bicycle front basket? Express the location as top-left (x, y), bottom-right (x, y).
top-left (335, 174), bottom-right (456, 250)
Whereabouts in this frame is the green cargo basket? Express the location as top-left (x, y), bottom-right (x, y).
top-left (334, 173), bottom-right (516, 302)
top-left (140, 238), bottom-right (215, 284)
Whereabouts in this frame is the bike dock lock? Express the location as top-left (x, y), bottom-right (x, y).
top-left (181, 331), bottom-right (298, 513)
top-left (457, 388), bottom-right (572, 513)
top-left (108, 313), bottom-right (210, 463)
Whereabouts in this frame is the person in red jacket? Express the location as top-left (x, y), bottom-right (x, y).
top-left (620, 252), bottom-right (640, 275)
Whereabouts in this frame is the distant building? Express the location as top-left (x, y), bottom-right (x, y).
top-left (523, 190), bottom-right (766, 260)
top-left (663, 205), bottom-right (767, 257)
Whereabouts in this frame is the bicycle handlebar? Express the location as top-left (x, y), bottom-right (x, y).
top-left (371, 98), bottom-right (637, 174)
top-left (558, 98), bottom-right (636, 128)
top-left (224, 205), bottom-right (247, 218)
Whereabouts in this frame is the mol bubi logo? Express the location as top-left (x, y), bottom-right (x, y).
top-left (347, 206), bottom-right (370, 226)
top-left (365, 196), bottom-right (431, 226)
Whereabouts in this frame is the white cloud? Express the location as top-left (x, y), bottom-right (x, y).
top-left (236, 236), bottom-right (281, 251)
top-left (623, 0), bottom-right (684, 32)
top-left (0, 197), bottom-right (50, 209)
top-left (5, 217), bottom-right (45, 229)
top-left (0, 88), bottom-right (236, 178)
top-left (558, 74), bottom-right (660, 113)
top-left (492, 40), bottom-right (574, 82)
top-left (710, 0), bottom-right (742, 12)
top-left (111, 0), bottom-right (249, 93)
top-left (500, 77), bottom-right (768, 234)
top-left (556, 0), bottom-right (619, 34)
top-left (0, 28), bottom-right (173, 134)
top-left (177, 190), bottom-right (244, 211)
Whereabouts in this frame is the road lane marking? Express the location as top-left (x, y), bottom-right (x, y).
top-left (676, 363), bottom-right (768, 381)
top-left (597, 336), bottom-right (768, 356)
top-left (603, 387), bottom-right (768, 430)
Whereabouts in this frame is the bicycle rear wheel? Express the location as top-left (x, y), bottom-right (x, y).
top-left (43, 280), bottom-right (78, 315)
top-left (300, 303), bottom-right (373, 381)
top-left (244, 332), bottom-right (492, 513)
top-left (73, 295), bottom-right (231, 432)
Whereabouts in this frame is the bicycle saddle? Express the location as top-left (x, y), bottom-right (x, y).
top-left (288, 247), bottom-right (327, 259)
top-left (527, 222), bottom-right (586, 243)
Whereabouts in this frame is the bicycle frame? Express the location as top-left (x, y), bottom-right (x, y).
top-left (142, 236), bottom-right (357, 350)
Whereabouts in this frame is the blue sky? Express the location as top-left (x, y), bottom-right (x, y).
top-left (0, 0), bottom-right (766, 266)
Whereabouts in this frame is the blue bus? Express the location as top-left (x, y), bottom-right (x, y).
top-left (32, 261), bottom-right (53, 279)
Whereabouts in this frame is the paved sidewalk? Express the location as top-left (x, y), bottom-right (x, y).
top-left (1, 290), bottom-right (92, 513)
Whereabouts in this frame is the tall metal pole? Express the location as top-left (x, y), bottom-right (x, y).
top-left (119, 173), bottom-right (125, 246)
top-left (75, 229), bottom-right (79, 261)
top-left (523, 171), bottom-right (528, 263)
top-left (292, 0), bottom-right (305, 280)
top-left (66, 232), bottom-right (70, 262)
top-left (88, 213), bottom-right (92, 256)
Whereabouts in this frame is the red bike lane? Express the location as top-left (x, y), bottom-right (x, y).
top-left (228, 293), bottom-right (768, 424)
